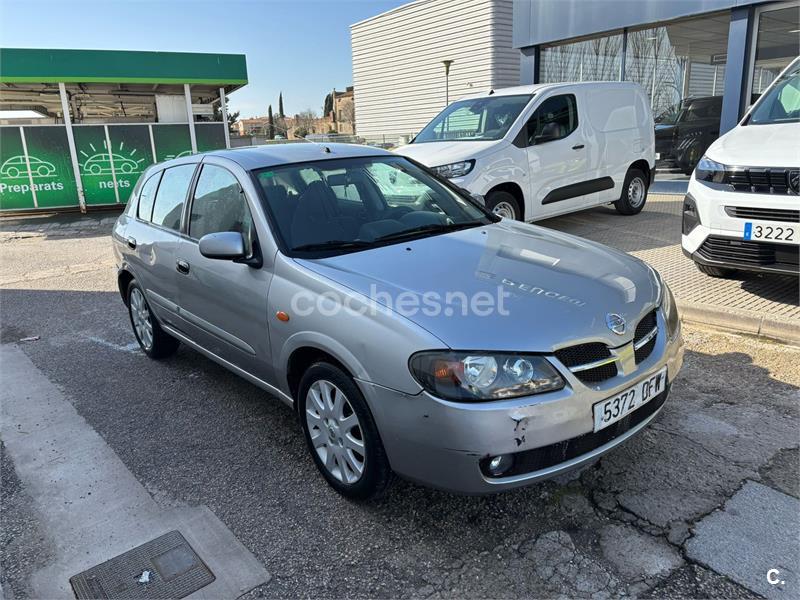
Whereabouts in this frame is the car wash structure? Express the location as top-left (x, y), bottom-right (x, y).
top-left (0, 48), bottom-right (247, 212)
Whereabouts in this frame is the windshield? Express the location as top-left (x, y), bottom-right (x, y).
top-left (254, 156), bottom-right (493, 256)
top-left (413, 94), bottom-right (531, 143)
top-left (747, 61), bottom-right (800, 125)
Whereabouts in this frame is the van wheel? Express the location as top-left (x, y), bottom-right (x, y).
top-left (127, 280), bottom-right (179, 359)
top-left (298, 362), bottom-right (393, 500)
top-left (614, 169), bottom-right (648, 215)
top-left (486, 190), bottom-right (522, 220)
top-left (695, 263), bottom-right (741, 279)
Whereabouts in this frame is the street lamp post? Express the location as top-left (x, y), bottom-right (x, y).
top-left (442, 60), bottom-right (454, 105)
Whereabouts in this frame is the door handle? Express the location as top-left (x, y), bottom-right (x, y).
top-left (176, 259), bottom-right (190, 275)
top-left (571, 144), bottom-right (585, 150)
top-left (126, 236), bottom-right (137, 249)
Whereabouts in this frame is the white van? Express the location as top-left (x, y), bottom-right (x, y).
top-left (681, 56), bottom-right (799, 278)
top-left (396, 82), bottom-right (655, 221)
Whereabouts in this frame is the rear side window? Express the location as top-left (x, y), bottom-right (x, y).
top-left (151, 164), bottom-right (196, 231)
top-left (189, 165), bottom-right (255, 254)
top-left (526, 94), bottom-right (578, 144)
top-left (136, 172), bottom-right (162, 221)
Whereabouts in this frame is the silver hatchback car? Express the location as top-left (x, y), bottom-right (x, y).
top-left (113, 143), bottom-right (683, 499)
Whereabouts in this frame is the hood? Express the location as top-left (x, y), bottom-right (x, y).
top-left (707, 123), bottom-right (800, 167)
top-left (295, 221), bottom-right (660, 352)
top-left (394, 140), bottom-right (501, 168)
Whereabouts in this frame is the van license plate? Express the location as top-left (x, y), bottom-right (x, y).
top-left (743, 222), bottom-right (798, 244)
top-left (592, 367), bottom-right (667, 433)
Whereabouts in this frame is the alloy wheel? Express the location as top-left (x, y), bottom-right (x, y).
top-left (130, 287), bottom-right (153, 350)
top-left (305, 379), bottom-right (365, 484)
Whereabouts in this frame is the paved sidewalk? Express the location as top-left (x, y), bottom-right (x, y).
top-left (541, 194), bottom-right (800, 345)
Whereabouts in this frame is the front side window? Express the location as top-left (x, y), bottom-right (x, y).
top-left (747, 61), bottom-right (800, 125)
top-left (413, 95), bottom-right (531, 143)
top-left (151, 164), bottom-right (196, 231)
top-left (136, 171), bottom-right (162, 221)
top-left (254, 156), bottom-right (492, 256)
top-left (189, 165), bottom-right (255, 254)
top-left (525, 94), bottom-right (578, 145)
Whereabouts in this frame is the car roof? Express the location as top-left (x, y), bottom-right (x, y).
top-left (199, 142), bottom-right (394, 171)
top-left (455, 80), bottom-right (641, 101)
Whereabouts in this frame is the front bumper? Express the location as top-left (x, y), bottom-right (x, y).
top-left (358, 315), bottom-right (684, 494)
top-left (681, 178), bottom-right (799, 275)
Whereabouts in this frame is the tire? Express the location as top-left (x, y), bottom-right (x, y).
top-left (695, 263), bottom-right (741, 279)
top-left (614, 169), bottom-right (648, 215)
top-left (485, 190), bottom-right (522, 221)
top-left (127, 280), bottom-right (179, 359)
top-left (298, 362), bottom-right (393, 500)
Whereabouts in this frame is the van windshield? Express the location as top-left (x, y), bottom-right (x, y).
top-left (413, 95), bottom-right (531, 143)
top-left (746, 61), bottom-right (800, 125)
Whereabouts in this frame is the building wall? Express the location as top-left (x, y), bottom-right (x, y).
top-left (351, 0), bottom-right (519, 141)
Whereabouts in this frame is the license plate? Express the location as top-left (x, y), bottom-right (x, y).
top-left (592, 367), bottom-right (667, 433)
top-left (743, 222), bottom-right (798, 245)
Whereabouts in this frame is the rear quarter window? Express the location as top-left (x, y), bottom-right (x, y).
top-left (151, 164), bottom-right (196, 231)
top-left (136, 171), bottom-right (162, 221)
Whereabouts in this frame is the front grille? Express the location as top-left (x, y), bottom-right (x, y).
top-left (725, 167), bottom-right (797, 195)
top-left (555, 343), bottom-right (617, 383)
top-left (724, 206), bottom-right (800, 223)
top-left (482, 386), bottom-right (670, 478)
top-left (633, 310), bottom-right (658, 364)
top-left (697, 235), bottom-right (799, 269)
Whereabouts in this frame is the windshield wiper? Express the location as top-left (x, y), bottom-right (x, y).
top-left (373, 220), bottom-right (485, 243)
top-left (292, 240), bottom-right (374, 252)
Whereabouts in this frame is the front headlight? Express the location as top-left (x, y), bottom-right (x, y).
top-left (409, 351), bottom-right (564, 401)
top-left (694, 155), bottom-right (727, 183)
top-left (660, 281), bottom-right (680, 339)
top-left (432, 160), bottom-right (475, 179)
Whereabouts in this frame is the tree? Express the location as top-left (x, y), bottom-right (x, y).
top-left (267, 104), bottom-right (275, 140)
top-left (323, 92), bottom-right (334, 118)
top-left (294, 108), bottom-right (317, 138)
top-left (278, 92), bottom-right (284, 118)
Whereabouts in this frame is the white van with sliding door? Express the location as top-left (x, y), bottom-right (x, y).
top-left (396, 82), bottom-right (655, 221)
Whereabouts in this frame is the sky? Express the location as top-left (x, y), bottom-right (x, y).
top-left (0, 0), bottom-right (409, 118)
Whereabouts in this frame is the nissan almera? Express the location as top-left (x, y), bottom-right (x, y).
top-left (113, 143), bottom-right (683, 499)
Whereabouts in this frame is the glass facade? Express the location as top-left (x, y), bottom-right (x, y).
top-left (751, 5), bottom-right (800, 95)
top-left (541, 33), bottom-right (623, 83)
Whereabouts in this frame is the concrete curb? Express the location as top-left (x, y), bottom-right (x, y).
top-left (679, 300), bottom-right (800, 347)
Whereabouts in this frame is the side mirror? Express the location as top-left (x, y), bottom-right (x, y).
top-left (534, 122), bottom-right (562, 145)
top-left (198, 231), bottom-right (246, 260)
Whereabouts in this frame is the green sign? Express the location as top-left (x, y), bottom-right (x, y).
top-left (73, 125), bottom-right (117, 205)
top-left (0, 127), bottom-right (35, 210)
top-left (196, 123), bottom-right (226, 152)
top-left (0, 125), bottom-right (77, 210)
top-left (152, 124), bottom-right (193, 162)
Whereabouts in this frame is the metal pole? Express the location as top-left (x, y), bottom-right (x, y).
top-left (59, 83), bottom-right (86, 213)
top-left (219, 87), bottom-right (231, 149)
top-left (651, 37), bottom-right (657, 109)
top-left (103, 125), bottom-right (120, 203)
top-left (184, 83), bottom-right (197, 153)
top-left (442, 60), bottom-right (454, 106)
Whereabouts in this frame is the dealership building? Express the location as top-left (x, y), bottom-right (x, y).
top-left (352, 0), bottom-right (798, 155)
top-left (0, 48), bottom-right (247, 212)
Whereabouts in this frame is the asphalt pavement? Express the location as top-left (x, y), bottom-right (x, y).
top-left (1, 214), bottom-right (799, 599)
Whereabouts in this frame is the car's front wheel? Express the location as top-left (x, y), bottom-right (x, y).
top-left (127, 280), bottom-right (179, 359)
top-left (485, 190), bottom-right (522, 221)
top-left (298, 362), bottom-right (393, 500)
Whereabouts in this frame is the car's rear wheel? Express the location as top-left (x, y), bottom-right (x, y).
top-left (695, 263), bottom-right (742, 279)
top-left (127, 280), bottom-right (179, 359)
top-left (485, 190), bottom-right (522, 221)
top-left (614, 169), bottom-right (648, 215)
top-left (299, 362), bottom-right (393, 500)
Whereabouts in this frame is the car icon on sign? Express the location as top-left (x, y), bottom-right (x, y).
top-left (0, 155), bottom-right (57, 179)
top-left (82, 153), bottom-right (141, 175)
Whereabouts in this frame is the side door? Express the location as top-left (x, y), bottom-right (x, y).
top-left (126, 164), bottom-right (198, 328)
top-left (175, 160), bottom-right (273, 380)
top-left (520, 92), bottom-right (590, 218)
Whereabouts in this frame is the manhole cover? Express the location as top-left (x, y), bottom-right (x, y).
top-left (69, 530), bottom-right (215, 599)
